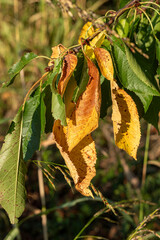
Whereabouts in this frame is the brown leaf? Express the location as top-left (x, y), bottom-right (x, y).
top-left (94, 47), bottom-right (114, 81)
top-left (58, 54), bottom-right (78, 96)
top-left (111, 80), bottom-right (141, 159)
top-left (53, 120), bottom-right (96, 197)
top-left (65, 57), bottom-right (101, 152)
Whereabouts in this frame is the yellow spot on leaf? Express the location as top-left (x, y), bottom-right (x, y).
top-left (111, 80), bottom-right (141, 159)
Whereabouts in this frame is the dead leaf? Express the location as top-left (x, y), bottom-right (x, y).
top-left (58, 54), bottom-right (78, 96)
top-left (65, 57), bottom-right (101, 152)
top-left (111, 80), bottom-right (141, 159)
top-left (53, 120), bottom-right (96, 197)
top-left (78, 22), bottom-right (105, 59)
top-left (48, 44), bottom-right (67, 66)
top-left (94, 47), bottom-right (114, 81)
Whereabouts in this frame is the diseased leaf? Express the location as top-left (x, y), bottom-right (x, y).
top-left (0, 109), bottom-right (26, 224)
top-left (94, 47), bottom-right (114, 81)
top-left (111, 80), bottom-right (141, 160)
top-left (78, 22), bottom-right (105, 59)
top-left (65, 57), bottom-right (101, 152)
top-left (53, 120), bottom-right (96, 197)
top-left (48, 44), bottom-right (66, 66)
top-left (22, 88), bottom-right (41, 161)
top-left (3, 52), bottom-right (37, 87)
top-left (58, 53), bottom-right (78, 96)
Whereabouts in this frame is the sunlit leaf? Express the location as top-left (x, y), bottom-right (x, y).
top-left (78, 22), bottom-right (105, 59)
top-left (58, 53), bottom-right (78, 96)
top-left (53, 120), bottom-right (96, 197)
top-left (94, 47), bottom-right (114, 81)
top-left (3, 52), bottom-right (37, 87)
top-left (65, 57), bottom-right (101, 152)
top-left (0, 110), bottom-right (26, 224)
top-left (111, 80), bottom-right (141, 159)
top-left (48, 44), bottom-right (66, 66)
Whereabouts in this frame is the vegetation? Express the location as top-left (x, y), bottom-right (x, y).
top-left (0, 0), bottom-right (160, 239)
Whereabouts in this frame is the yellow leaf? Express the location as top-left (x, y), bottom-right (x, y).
top-left (65, 57), bottom-right (101, 152)
top-left (48, 44), bottom-right (66, 66)
top-left (78, 22), bottom-right (105, 59)
top-left (111, 80), bottom-right (141, 159)
top-left (94, 47), bottom-right (114, 81)
top-left (58, 53), bottom-right (78, 96)
top-left (53, 120), bottom-right (96, 197)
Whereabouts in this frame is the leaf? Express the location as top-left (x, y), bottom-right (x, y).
top-left (53, 120), bottom-right (96, 197)
top-left (0, 109), bottom-right (26, 224)
top-left (47, 63), bottom-right (67, 126)
top-left (144, 96), bottom-right (160, 133)
top-left (111, 80), bottom-right (141, 160)
top-left (58, 53), bottom-right (78, 96)
top-left (94, 47), bottom-right (114, 81)
top-left (115, 19), bottom-right (129, 38)
top-left (42, 85), bottom-right (54, 133)
top-left (78, 22), bottom-right (105, 59)
top-left (3, 52), bottom-right (37, 87)
top-left (100, 76), bottom-right (112, 118)
top-left (112, 37), bottom-right (160, 112)
top-left (65, 57), bottom-right (101, 152)
top-left (48, 44), bottom-right (66, 67)
top-left (40, 92), bottom-right (46, 134)
top-left (22, 88), bottom-right (41, 161)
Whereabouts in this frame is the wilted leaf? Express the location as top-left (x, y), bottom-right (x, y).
top-left (48, 44), bottom-right (66, 66)
top-left (65, 57), bottom-right (101, 152)
top-left (0, 110), bottom-right (26, 224)
top-left (78, 22), bottom-right (105, 59)
top-left (53, 120), bottom-right (96, 197)
top-left (94, 47), bottom-right (114, 81)
top-left (111, 80), bottom-right (141, 159)
top-left (58, 53), bottom-right (78, 96)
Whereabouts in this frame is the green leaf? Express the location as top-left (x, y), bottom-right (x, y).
top-left (41, 92), bottom-right (46, 134)
top-left (43, 85), bottom-right (54, 133)
top-left (48, 72), bottom-right (67, 126)
top-left (112, 37), bottom-right (160, 112)
top-left (100, 75), bottom-right (112, 118)
top-left (73, 58), bottom-right (89, 102)
top-left (22, 88), bottom-right (41, 161)
top-left (156, 40), bottom-right (160, 63)
top-left (144, 96), bottom-right (160, 133)
top-left (3, 52), bottom-right (37, 87)
top-left (0, 109), bottom-right (26, 224)
top-left (52, 89), bottom-right (66, 126)
top-left (115, 19), bottom-right (129, 38)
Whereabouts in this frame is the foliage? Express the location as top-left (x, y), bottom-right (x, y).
top-left (0, 0), bottom-right (160, 239)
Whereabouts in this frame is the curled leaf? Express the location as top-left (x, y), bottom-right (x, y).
top-left (48, 44), bottom-right (66, 66)
top-left (78, 22), bottom-right (105, 59)
top-left (53, 120), bottom-right (96, 197)
top-left (65, 57), bottom-right (101, 152)
top-left (111, 80), bottom-right (141, 160)
top-left (58, 53), bottom-right (78, 96)
top-left (94, 47), bottom-right (114, 81)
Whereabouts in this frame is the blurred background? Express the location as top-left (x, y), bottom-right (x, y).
top-left (0, 0), bottom-right (160, 239)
